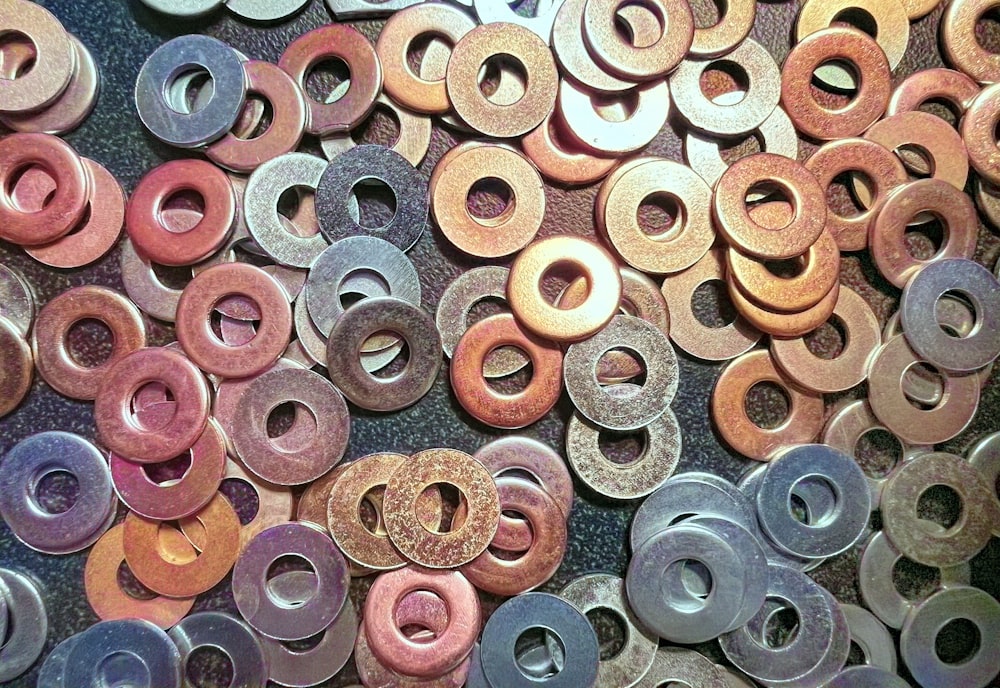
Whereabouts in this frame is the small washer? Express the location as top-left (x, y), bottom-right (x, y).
top-left (825, 666), bottom-right (910, 688)
top-left (135, 35), bottom-right (247, 148)
top-left (62, 619), bottom-right (181, 688)
top-left (564, 315), bottom-right (679, 431)
top-left (232, 522), bottom-right (349, 640)
top-left (481, 593), bottom-right (599, 688)
top-left (901, 258), bottom-right (1000, 372)
top-left (0, 569), bottom-right (47, 683)
top-left (36, 633), bottom-right (82, 688)
top-left (0, 264), bottom-right (34, 337)
top-left (841, 604), bottom-right (897, 673)
top-left (169, 612), bottom-right (268, 688)
top-left (0, 432), bottom-right (116, 554)
top-left (225, 0), bottom-right (308, 21)
top-left (315, 144), bottom-right (427, 251)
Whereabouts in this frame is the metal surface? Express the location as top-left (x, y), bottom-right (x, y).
top-left (0, 568), bottom-right (48, 683)
top-left (61, 618), bottom-right (181, 688)
top-left (169, 612), bottom-right (268, 688)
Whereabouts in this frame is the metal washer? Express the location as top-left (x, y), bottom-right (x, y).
top-left (0, 569), bottom-right (47, 683)
top-left (62, 618), bottom-right (181, 688)
top-left (169, 612), bottom-right (268, 688)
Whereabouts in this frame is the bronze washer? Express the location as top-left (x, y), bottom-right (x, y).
top-left (728, 279), bottom-right (841, 338)
top-left (521, 110), bottom-right (617, 186)
top-left (583, 0), bottom-right (693, 80)
top-left (961, 83), bottom-right (1000, 187)
top-left (0, 317), bottom-right (31, 418)
top-left (557, 78), bottom-right (669, 155)
top-left (888, 68), bottom-right (980, 119)
top-left (943, 0), bottom-right (1000, 84)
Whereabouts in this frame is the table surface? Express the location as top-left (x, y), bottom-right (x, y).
top-left (1, 0), bottom-right (999, 686)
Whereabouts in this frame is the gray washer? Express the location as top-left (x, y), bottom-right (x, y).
top-left (169, 612), bottom-right (268, 688)
top-left (135, 35), bottom-right (246, 148)
top-left (0, 569), bottom-right (47, 683)
top-left (825, 666), bottom-right (911, 688)
top-left (315, 144), bottom-right (427, 251)
top-left (62, 619), bottom-right (180, 688)
top-left (225, 0), bottom-right (309, 21)
top-left (138, 0), bottom-right (221, 17)
top-left (36, 633), bottom-right (82, 688)
top-left (841, 604), bottom-right (897, 673)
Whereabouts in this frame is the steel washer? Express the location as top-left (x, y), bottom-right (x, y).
top-left (737, 464), bottom-right (822, 571)
top-left (134, 34), bottom-right (247, 148)
top-left (169, 612), bottom-right (268, 687)
top-left (315, 143), bottom-right (427, 251)
top-left (825, 665), bottom-right (911, 688)
top-left (480, 592), bottom-right (599, 688)
top-left (304, 235), bottom-right (421, 337)
top-left (62, 618), bottom-right (181, 688)
top-left (841, 604), bottom-right (897, 673)
top-left (0, 431), bottom-right (116, 554)
top-left (36, 633), bottom-right (82, 688)
top-left (0, 569), bottom-right (47, 683)
top-left (563, 314), bottom-right (679, 431)
top-left (756, 444), bottom-right (871, 559)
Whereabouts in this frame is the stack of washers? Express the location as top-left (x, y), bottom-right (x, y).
top-left (4, 0), bottom-right (1000, 684)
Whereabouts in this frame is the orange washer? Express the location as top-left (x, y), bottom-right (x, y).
top-left (728, 279), bottom-right (841, 338)
top-left (710, 348), bottom-right (826, 461)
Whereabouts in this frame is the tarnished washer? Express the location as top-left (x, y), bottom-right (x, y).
top-left (882, 451), bottom-right (999, 567)
top-left (304, 235), bottom-right (420, 339)
top-left (315, 144), bottom-right (427, 251)
top-left (841, 604), bottom-right (897, 673)
top-left (62, 619), bottom-right (181, 688)
top-left (627, 524), bottom-right (746, 643)
top-left (756, 444), bottom-right (870, 558)
top-left (233, 522), bottom-right (349, 640)
top-left (232, 367), bottom-right (349, 485)
top-left (963, 83), bottom-right (1000, 188)
top-left (0, 569), bottom-right (46, 683)
top-left (356, 616), bottom-right (470, 688)
top-left (170, 612), bottom-right (268, 688)
top-left (558, 79), bottom-right (670, 155)
top-left (901, 258), bottom-right (1000, 372)
top-left (888, 67), bottom-right (980, 119)
top-left (325, 296), bottom-right (441, 412)
top-left (567, 386), bottom-right (681, 500)
top-left (0, 431), bottom-right (115, 554)
top-left (901, 586), bottom-right (1000, 688)
top-left (564, 315), bottom-right (678, 431)
top-left (551, 0), bottom-right (638, 92)
top-left (119, 239), bottom-right (183, 323)
top-left (0, 264), bottom-right (34, 337)
top-left (634, 648), bottom-right (727, 688)
top-left (135, 35), bottom-right (246, 148)
top-left (0, 316), bottom-right (31, 418)
top-left (559, 574), bottom-right (657, 688)
top-left (0, 0), bottom-right (73, 113)
top-left (670, 40), bottom-right (780, 136)
top-left (481, 593), bottom-right (599, 688)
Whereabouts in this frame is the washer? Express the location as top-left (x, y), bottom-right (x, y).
top-left (36, 633), bottom-right (82, 688)
top-left (169, 612), bottom-right (268, 688)
top-left (841, 604), bottom-right (897, 673)
top-left (0, 569), bottom-right (47, 683)
top-left (62, 618), bottom-right (181, 688)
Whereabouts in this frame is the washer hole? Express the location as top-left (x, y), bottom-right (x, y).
top-left (0, 32), bottom-right (36, 78)
top-left (160, 188), bottom-right (206, 234)
top-left (598, 347), bottom-right (647, 386)
top-left (829, 170), bottom-right (873, 218)
top-left (688, 0), bottom-right (723, 29)
top-left (935, 618), bottom-right (981, 664)
top-left (305, 57), bottom-right (351, 103)
top-left (283, 631), bottom-right (326, 652)
top-left (903, 362), bottom-right (946, 410)
top-left (277, 185), bottom-right (321, 238)
top-left (700, 60), bottom-right (748, 103)
top-left (691, 280), bottom-right (739, 328)
top-left (585, 607), bottom-right (627, 660)
top-left (763, 603), bottom-right (800, 648)
top-left (422, 482), bottom-right (462, 533)
top-left (744, 381), bottom-right (790, 430)
top-left (266, 555), bottom-right (317, 607)
top-left (854, 428), bottom-right (903, 478)
top-left (408, 34), bottom-right (444, 79)
top-left (803, 315), bottom-right (847, 360)
top-left (514, 628), bottom-right (566, 679)
top-left (220, 478), bottom-right (260, 525)
top-left (99, 651), bottom-right (150, 688)
top-left (266, 401), bottom-right (318, 452)
top-left (396, 589), bottom-right (446, 642)
top-left (355, 104), bottom-right (402, 148)
top-left (116, 560), bottom-right (159, 601)
top-left (831, 7), bottom-right (878, 38)
top-left (846, 640), bottom-right (867, 666)
top-left (485, 357), bottom-right (534, 395)
top-left (468, 295), bottom-right (510, 324)
top-left (892, 555), bottom-right (941, 600)
top-left (592, 91), bottom-right (639, 123)
top-left (541, 262), bottom-right (583, 309)
top-left (614, 4), bottom-right (663, 49)
top-left (745, 182), bottom-right (793, 223)
top-left (598, 428), bottom-right (647, 465)
top-left (810, 60), bottom-right (859, 106)
top-left (371, 340), bottom-right (411, 379)
top-left (917, 484), bottom-right (963, 530)
top-left (762, 255), bottom-right (806, 280)
top-left (893, 143), bottom-right (935, 179)
top-left (718, 131), bottom-right (764, 165)
top-left (151, 260), bottom-right (194, 290)
top-left (34, 469), bottom-right (79, 514)
top-left (975, 10), bottom-right (1000, 53)
top-left (358, 487), bottom-right (385, 535)
top-left (791, 476), bottom-right (838, 526)
top-left (638, 192), bottom-right (684, 238)
top-left (8, 165), bottom-right (55, 212)
top-left (185, 646), bottom-right (235, 688)
top-left (351, 178), bottom-right (398, 229)
top-left (67, 318), bottom-right (114, 368)
top-left (142, 451), bottom-right (193, 485)
top-left (918, 98), bottom-right (961, 128)
top-left (467, 177), bottom-right (515, 223)
top-left (665, 559), bottom-right (713, 612)
top-left (936, 290), bottom-right (979, 338)
top-left (480, 54), bottom-right (528, 106)
top-left (168, 67), bottom-right (214, 114)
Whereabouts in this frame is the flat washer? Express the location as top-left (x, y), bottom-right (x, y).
top-left (36, 633), bottom-right (82, 688)
top-left (315, 144), bottom-right (427, 251)
top-left (135, 35), bottom-right (246, 148)
top-left (481, 593), bottom-right (599, 688)
top-left (62, 618), bottom-right (181, 688)
top-left (169, 612), bottom-right (268, 688)
top-left (0, 569), bottom-right (47, 683)
top-left (841, 604), bottom-right (897, 673)
top-left (825, 666), bottom-right (910, 688)
top-left (225, 0), bottom-right (308, 21)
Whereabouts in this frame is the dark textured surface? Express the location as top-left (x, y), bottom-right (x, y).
top-left (0, 0), bottom-right (999, 686)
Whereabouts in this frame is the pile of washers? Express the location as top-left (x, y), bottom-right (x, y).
top-left (3, 0), bottom-right (1000, 684)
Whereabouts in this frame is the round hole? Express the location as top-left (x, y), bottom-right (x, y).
top-left (917, 484), bottom-right (962, 530)
top-left (762, 256), bottom-right (806, 280)
top-left (975, 10), bottom-right (1000, 53)
top-left (935, 618), bottom-right (981, 664)
top-left (919, 98), bottom-right (961, 128)
top-left (185, 646), bottom-right (235, 688)
top-left (597, 347), bottom-right (647, 386)
top-left (665, 559), bottom-right (713, 612)
top-left (359, 487), bottom-right (383, 536)
top-left (745, 181), bottom-right (792, 210)
top-left (168, 68), bottom-right (214, 115)
top-left (421, 482), bottom-right (462, 533)
top-left (903, 362), bottom-right (946, 410)
top-left (66, 318), bottom-right (114, 369)
top-left (0, 32), bottom-right (37, 79)
top-left (831, 7), bottom-right (878, 37)
top-left (803, 316), bottom-right (847, 360)
top-left (743, 381), bottom-right (790, 430)
top-left (637, 192), bottom-right (684, 238)
top-left (305, 57), bottom-right (351, 103)
top-left (854, 428), bottom-right (902, 479)
top-left (763, 604), bottom-right (800, 648)
top-left (691, 280), bottom-right (738, 328)
top-left (541, 262), bottom-right (583, 309)
top-left (791, 476), bottom-right (838, 526)
top-left (160, 188), bottom-right (206, 234)
top-left (141, 452), bottom-right (192, 485)
top-left (467, 177), bottom-right (515, 223)
top-left (351, 179), bottom-right (397, 229)
top-left (846, 639), bottom-right (867, 666)
top-left (266, 555), bottom-right (317, 607)
top-left (597, 428), bottom-right (646, 465)
top-left (479, 54), bottom-right (528, 105)
top-left (100, 651), bottom-right (150, 688)
top-left (699, 60), bottom-right (749, 103)
top-left (116, 560), bottom-right (158, 601)
top-left (220, 478), bottom-right (260, 526)
top-left (895, 143), bottom-right (935, 178)
top-left (810, 60), bottom-right (859, 105)
top-left (485, 357), bottom-right (534, 395)
top-left (936, 291), bottom-right (978, 339)
top-left (371, 340), bottom-right (411, 380)
top-left (892, 555), bottom-right (941, 601)
top-left (406, 34), bottom-right (441, 78)
top-left (283, 631), bottom-right (326, 653)
top-left (585, 607), bottom-right (627, 661)
top-left (514, 628), bottom-right (566, 679)
top-left (827, 170), bottom-right (874, 219)
top-left (266, 401), bottom-right (318, 452)
top-left (593, 90), bottom-right (638, 123)
top-left (613, 4), bottom-right (664, 49)
top-left (34, 469), bottom-right (79, 514)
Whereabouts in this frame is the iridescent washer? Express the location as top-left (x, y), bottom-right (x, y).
top-left (315, 144), bottom-right (427, 251)
top-left (0, 431), bottom-right (115, 554)
top-left (232, 367), bottom-right (349, 485)
top-left (559, 574), bottom-right (657, 688)
top-left (61, 619), bottom-right (181, 688)
top-left (481, 593), bottom-right (598, 688)
top-left (135, 35), bottom-right (246, 148)
top-left (566, 385), bottom-right (681, 500)
top-left (170, 612), bottom-right (268, 688)
top-left (901, 586), bottom-right (1000, 688)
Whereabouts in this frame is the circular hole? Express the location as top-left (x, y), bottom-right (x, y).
top-left (597, 347), bottom-right (647, 386)
top-left (467, 177), bottom-right (514, 223)
top-left (359, 487), bottom-right (383, 535)
top-left (745, 181), bottom-right (792, 210)
top-left (903, 362), bottom-right (946, 410)
top-left (936, 290), bottom-right (978, 338)
top-left (917, 484), bottom-right (962, 530)
top-left (160, 189), bottom-right (206, 234)
top-left (597, 429), bottom-right (646, 465)
top-left (743, 381), bottom-right (790, 430)
top-left (213, 479), bottom-right (258, 527)
top-left (371, 340), bottom-right (410, 380)
top-left (396, 590), bottom-right (447, 642)
top-left (789, 492), bottom-right (810, 524)
top-left (421, 482), bottom-right (462, 533)
top-left (593, 91), bottom-right (638, 123)
top-left (9, 165), bottom-right (55, 212)
top-left (100, 651), bottom-right (150, 687)
top-left (846, 640), bottom-right (867, 666)
top-left (34, 470), bottom-right (79, 514)
top-left (541, 262), bottom-right (583, 309)
top-left (150, 260), bottom-right (193, 290)
top-left (803, 316), bottom-right (847, 360)
top-left (831, 7), bottom-right (877, 37)
top-left (169, 68), bottom-right (214, 114)
top-left (919, 98), bottom-right (961, 128)
top-left (266, 401), bottom-right (318, 451)
top-left (828, 170), bottom-right (873, 219)
top-left (935, 618), bottom-right (981, 664)
top-left (185, 646), bottom-right (235, 688)
top-left (665, 559), bottom-right (713, 612)
top-left (892, 555), bottom-right (941, 600)
top-left (485, 358), bottom-right (534, 395)
top-left (514, 628), bottom-right (566, 680)
top-left (407, 34), bottom-right (442, 78)
top-left (467, 296), bottom-right (510, 324)
top-left (266, 555), bottom-right (317, 607)
top-left (355, 105), bottom-right (402, 148)
top-left (479, 54), bottom-right (528, 105)
top-left (283, 632), bottom-right (326, 653)
top-left (351, 179), bottom-right (397, 229)
top-left (699, 60), bottom-right (749, 103)
top-left (305, 57), bottom-right (351, 103)
top-left (975, 9), bottom-right (1000, 53)
top-left (719, 131), bottom-right (764, 166)
top-left (585, 608), bottom-right (627, 661)
top-left (688, 0), bottom-right (722, 29)
top-left (66, 318), bottom-right (114, 368)
top-left (763, 256), bottom-right (806, 280)
top-left (810, 60), bottom-right (859, 105)
top-left (854, 428), bottom-right (902, 479)
top-left (791, 476), bottom-right (838, 526)
top-left (141, 452), bottom-right (192, 485)
top-left (691, 280), bottom-right (738, 328)
top-left (764, 604), bottom-right (800, 648)
top-left (0, 32), bottom-right (37, 78)
top-left (637, 192), bottom-right (684, 238)
top-left (117, 560), bottom-right (158, 601)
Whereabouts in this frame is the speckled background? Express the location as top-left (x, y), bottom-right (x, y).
top-left (1, 0), bottom-right (999, 686)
